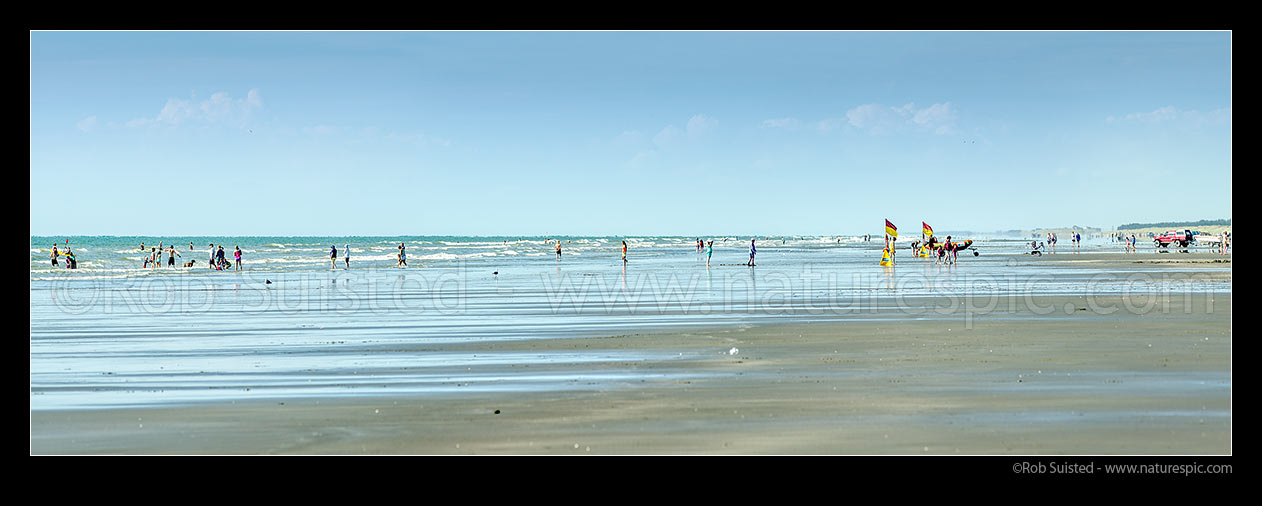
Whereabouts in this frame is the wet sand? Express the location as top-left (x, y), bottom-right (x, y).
top-left (31, 281), bottom-right (1230, 454)
top-left (1011, 250), bottom-right (1231, 268)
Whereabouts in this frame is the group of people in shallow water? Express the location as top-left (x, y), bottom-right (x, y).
top-left (129, 242), bottom-right (414, 272)
top-left (52, 234), bottom-right (1025, 273)
top-left (51, 241), bottom-right (411, 272)
top-left (1028, 232), bottom-right (1090, 255)
top-left (328, 243), bottom-right (408, 270)
top-left (140, 242), bottom-right (189, 269)
top-left (550, 237), bottom-right (751, 268)
top-left (900, 235), bottom-right (962, 265)
top-left (688, 237), bottom-right (754, 267)
top-left (690, 238), bottom-right (721, 267)
top-left (1120, 234), bottom-right (1139, 253)
top-left (49, 244), bottom-right (76, 269)
top-left (131, 241), bottom-right (243, 271)
top-left (327, 243), bottom-right (407, 269)
top-left (206, 243), bottom-right (242, 271)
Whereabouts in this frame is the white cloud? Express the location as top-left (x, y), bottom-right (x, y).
top-left (1125, 106), bottom-right (1178, 123)
top-left (388, 131), bottom-right (424, 143)
top-left (845, 104), bottom-right (891, 130)
top-left (1112, 106), bottom-right (1230, 127)
top-left (247, 89), bottom-right (263, 107)
top-left (200, 92), bottom-right (236, 123)
top-left (303, 125), bottom-right (339, 136)
top-left (814, 118), bottom-right (842, 132)
top-left (130, 88), bottom-right (264, 129)
top-left (613, 130), bottom-right (644, 146)
top-left (76, 116), bottom-right (97, 132)
top-left (653, 124), bottom-right (683, 147)
top-left (762, 117), bottom-right (842, 132)
top-left (846, 102), bottom-right (958, 135)
top-left (912, 102), bottom-right (956, 127)
top-left (753, 157), bottom-right (779, 169)
top-left (651, 114), bottom-right (718, 148)
top-left (762, 117), bottom-right (801, 129)
top-left (1201, 107), bottom-right (1232, 124)
top-left (628, 150), bottom-right (658, 169)
top-left (386, 130), bottom-right (451, 147)
top-left (686, 114), bottom-right (718, 135)
top-left (156, 97), bottom-right (198, 125)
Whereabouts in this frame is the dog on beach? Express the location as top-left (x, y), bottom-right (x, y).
top-left (184, 259), bottom-right (196, 267)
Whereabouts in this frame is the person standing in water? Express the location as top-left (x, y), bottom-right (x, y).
top-left (51, 244), bottom-right (59, 267)
top-left (216, 245), bottom-right (227, 270)
top-left (706, 240), bottom-right (713, 268)
top-left (208, 244), bottom-right (217, 270)
top-left (234, 246), bottom-right (243, 271)
top-left (344, 244), bottom-right (350, 269)
top-left (398, 243), bottom-right (407, 267)
top-left (330, 245), bottom-right (338, 270)
top-left (168, 245), bottom-right (181, 267)
top-left (747, 238), bottom-right (756, 266)
top-left (622, 241), bottom-right (628, 264)
top-left (556, 240), bottom-right (562, 260)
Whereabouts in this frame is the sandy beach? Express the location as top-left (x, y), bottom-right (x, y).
top-left (31, 251), bottom-right (1230, 455)
top-left (31, 30), bottom-right (1233, 459)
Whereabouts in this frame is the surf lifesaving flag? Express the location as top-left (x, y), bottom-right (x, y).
top-left (885, 219), bottom-right (898, 237)
top-left (922, 222), bottom-right (933, 237)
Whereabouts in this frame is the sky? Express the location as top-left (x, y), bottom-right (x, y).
top-left (29, 31), bottom-right (1232, 237)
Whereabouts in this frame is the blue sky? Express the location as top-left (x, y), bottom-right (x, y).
top-left (30, 31), bottom-right (1232, 236)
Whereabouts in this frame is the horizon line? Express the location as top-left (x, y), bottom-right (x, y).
top-left (30, 226), bottom-right (1217, 239)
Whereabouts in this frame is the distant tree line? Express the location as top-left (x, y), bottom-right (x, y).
top-left (1117, 219), bottom-right (1231, 230)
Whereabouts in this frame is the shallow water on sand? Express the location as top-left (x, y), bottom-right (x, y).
top-left (31, 236), bottom-right (1229, 410)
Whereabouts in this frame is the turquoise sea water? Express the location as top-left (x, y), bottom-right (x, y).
top-left (31, 235), bottom-right (1229, 410)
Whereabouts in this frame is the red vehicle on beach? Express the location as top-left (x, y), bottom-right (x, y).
top-left (1154, 230), bottom-right (1193, 248)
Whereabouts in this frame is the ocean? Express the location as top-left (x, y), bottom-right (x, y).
top-left (31, 235), bottom-right (1228, 410)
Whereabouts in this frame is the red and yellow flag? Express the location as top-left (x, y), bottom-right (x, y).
top-left (922, 222), bottom-right (933, 237)
top-left (885, 219), bottom-right (898, 237)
